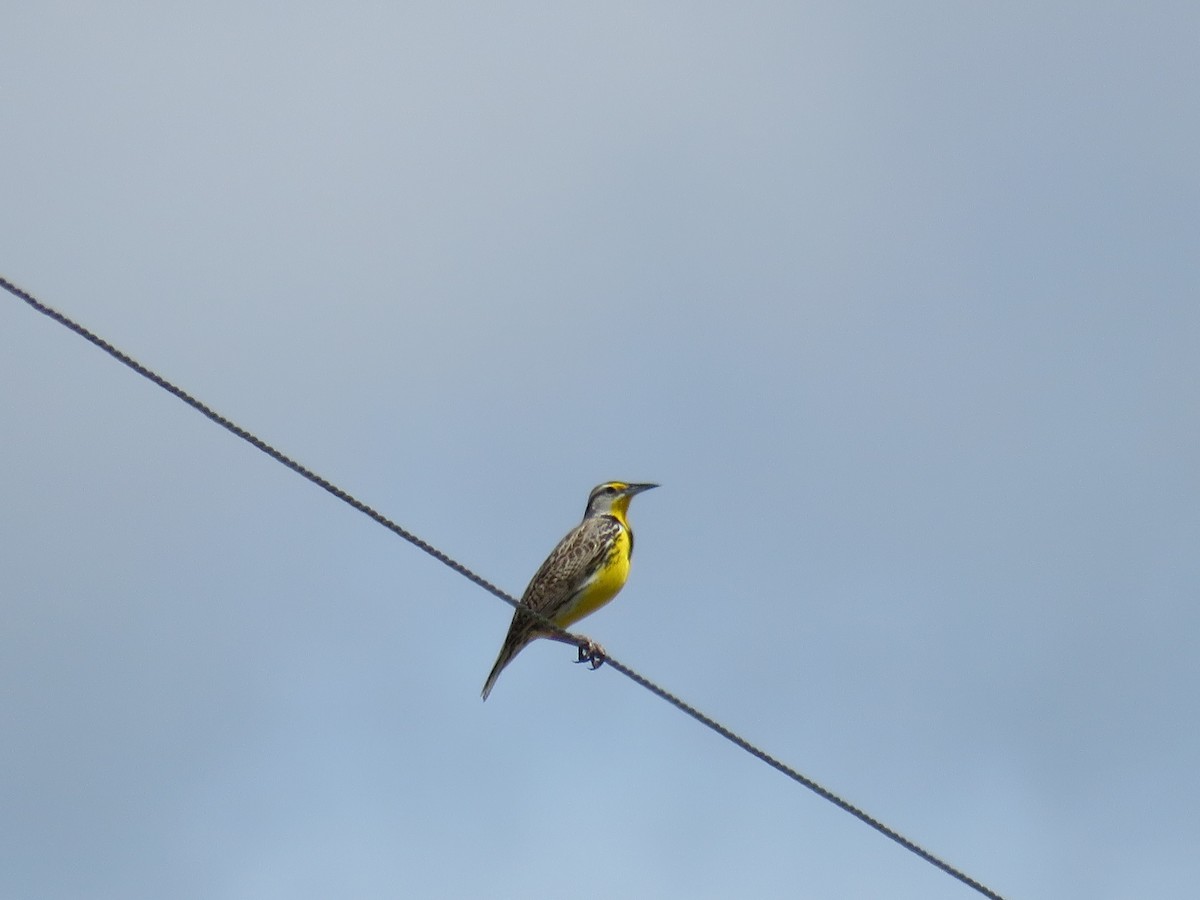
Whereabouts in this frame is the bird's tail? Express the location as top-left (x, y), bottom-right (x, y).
top-left (481, 638), bottom-right (526, 701)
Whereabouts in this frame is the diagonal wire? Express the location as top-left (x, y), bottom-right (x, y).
top-left (3, 275), bottom-right (1005, 900)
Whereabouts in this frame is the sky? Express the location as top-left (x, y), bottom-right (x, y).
top-left (2, 3), bottom-right (1197, 898)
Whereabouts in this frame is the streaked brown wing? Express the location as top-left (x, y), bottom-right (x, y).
top-left (483, 514), bottom-right (625, 699)
top-left (512, 516), bottom-right (620, 633)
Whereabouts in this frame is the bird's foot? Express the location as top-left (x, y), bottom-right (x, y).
top-left (574, 638), bottom-right (607, 670)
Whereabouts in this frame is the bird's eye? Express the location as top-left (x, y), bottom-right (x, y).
top-left (604, 485), bottom-right (618, 495)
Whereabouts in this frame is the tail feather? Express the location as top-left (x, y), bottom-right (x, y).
top-left (481, 639), bottom-right (526, 701)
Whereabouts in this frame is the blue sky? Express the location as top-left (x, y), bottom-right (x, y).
top-left (2, 4), bottom-right (1197, 898)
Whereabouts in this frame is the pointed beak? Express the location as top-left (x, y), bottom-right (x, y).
top-left (625, 483), bottom-right (659, 496)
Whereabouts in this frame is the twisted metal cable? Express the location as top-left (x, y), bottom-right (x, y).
top-left (4, 275), bottom-right (1005, 900)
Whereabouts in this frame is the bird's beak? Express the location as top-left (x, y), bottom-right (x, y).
top-left (625, 483), bottom-right (659, 496)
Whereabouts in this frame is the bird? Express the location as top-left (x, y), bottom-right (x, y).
top-left (481, 481), bottom-right (658, 700)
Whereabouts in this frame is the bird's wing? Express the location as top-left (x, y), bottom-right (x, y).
top-left (482, 517), bottom-right (621, 699)
top-left (521, 516), bottom-right (621, 621)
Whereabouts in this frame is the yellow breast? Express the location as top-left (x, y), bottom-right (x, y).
top-left (552, 526), bottom-right (632, 628)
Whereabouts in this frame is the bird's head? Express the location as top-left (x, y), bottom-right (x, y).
top-left (584, 481), bottom-right (658, 519)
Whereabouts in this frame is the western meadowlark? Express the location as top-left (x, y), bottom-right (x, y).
top-left (481, 481), bottom-right (657, 700)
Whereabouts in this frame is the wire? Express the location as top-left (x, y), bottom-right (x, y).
top-left (4, 275), bottom-right (1006, 900)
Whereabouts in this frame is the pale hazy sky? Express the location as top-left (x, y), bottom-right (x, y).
top-left (3, 4), bottom-right (1197, 899)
